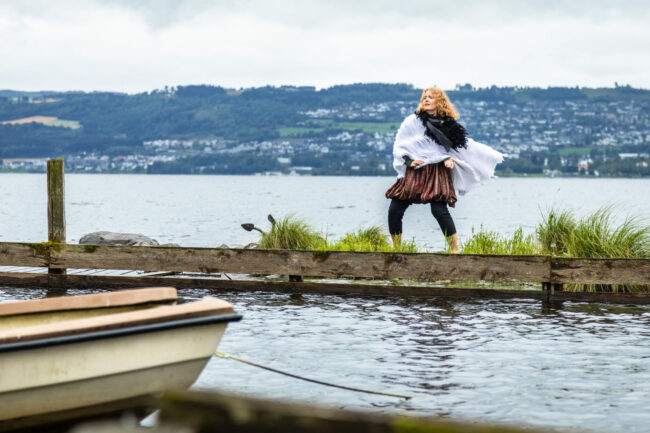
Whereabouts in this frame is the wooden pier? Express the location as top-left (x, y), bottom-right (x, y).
top-left (1, 159), bottom-right (649, 304)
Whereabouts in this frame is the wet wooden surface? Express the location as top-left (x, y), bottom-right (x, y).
top-left (158, 390), bottom-right (558, 433)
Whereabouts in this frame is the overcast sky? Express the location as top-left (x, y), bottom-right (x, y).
top-left (1, 0), bottom-right (648, 93)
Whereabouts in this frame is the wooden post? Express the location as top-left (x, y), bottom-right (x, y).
top-left (541, 282), bottom-right (551, 302)
top-left (47, 158), bottom-right (66, 275)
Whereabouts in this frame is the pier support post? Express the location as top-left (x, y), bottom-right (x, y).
top-left (541, 282), bottom-right (551, 302)
top-left (47, 158), bottom-right (66, 276)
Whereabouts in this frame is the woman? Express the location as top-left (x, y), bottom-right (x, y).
top-left (386, 87), bottom-right (503, 252)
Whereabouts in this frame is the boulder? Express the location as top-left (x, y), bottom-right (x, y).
top-left (79, 231), bottom-right (160, 246)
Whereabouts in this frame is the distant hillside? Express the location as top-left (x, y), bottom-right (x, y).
top-left (0, 90), bottom-right (59, 99)
top-left (0, 83), bottom-right (648, 160)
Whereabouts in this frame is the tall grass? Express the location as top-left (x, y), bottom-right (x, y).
top-left (536, 209), bottom-right (576, 256)
top-left (537, 207), bottom-right (649, 259)
top-left (327, 226), bottom-right (418, 253)
top-left (256, 217), bottom-right (417, 252)
top-left (461, 226), bottom-right (540, 255)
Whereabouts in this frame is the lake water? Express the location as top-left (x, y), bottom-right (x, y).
top-left (1, 174), bottom-right (650, 432)
top-left (1, 173), bottom-right (648, 250)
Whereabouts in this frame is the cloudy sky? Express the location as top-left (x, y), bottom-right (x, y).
top-left (1, 0), bottom-right (648, 93)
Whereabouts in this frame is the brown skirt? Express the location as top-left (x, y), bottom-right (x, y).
top-left (385, 162), bottom-right (457, 207)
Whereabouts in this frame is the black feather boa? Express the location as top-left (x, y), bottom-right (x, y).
top-left (416, 111), bottom-right (468, 151)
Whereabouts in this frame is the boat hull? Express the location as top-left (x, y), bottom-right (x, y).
top-left (0, 319), bottom-right (230, 421)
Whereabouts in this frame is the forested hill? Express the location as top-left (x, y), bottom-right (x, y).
top-left (1, 83), bottom-right (647, 159)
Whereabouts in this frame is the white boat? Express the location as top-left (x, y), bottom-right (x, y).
top-left (0, 287), bottom-right (240, 427)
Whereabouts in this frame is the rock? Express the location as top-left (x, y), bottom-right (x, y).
top-left (79, 231), bottom-right (160, 246)
top-left (243, 242), bottom-right (258, 249)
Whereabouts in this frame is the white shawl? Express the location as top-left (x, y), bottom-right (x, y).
top-left (392, 114), bottom-right (504, 195)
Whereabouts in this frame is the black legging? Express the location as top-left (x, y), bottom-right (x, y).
top-left (388, 198), bottom-right (457, 237)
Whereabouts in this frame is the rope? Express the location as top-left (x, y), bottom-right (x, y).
top-left (214, 350), bottom-right (412, 400)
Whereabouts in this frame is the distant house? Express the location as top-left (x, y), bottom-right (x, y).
top-left (577, 160), bottom-right (590, 173)
top-left (1, 158), bottom-right (48, 169)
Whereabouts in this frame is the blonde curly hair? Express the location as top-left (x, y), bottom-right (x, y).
top-left (415, 87), bottom-right (460, 119)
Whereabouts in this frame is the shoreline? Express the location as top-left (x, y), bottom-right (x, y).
top-left (1, 169), bottom-right (649, 179)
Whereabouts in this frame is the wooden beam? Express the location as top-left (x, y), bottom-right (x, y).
top-left (2, 241), bottom-right (649, 290)
top-left (549, 290), bottom-right (650, 304)
top-left (0, 272), bottom-right (49, 287)
top-left (47, 158), bottom-right (66, 276)
top-left (49, 245), bottom-right (551, 283)
top-left (0, 243), bottom-right (49, 267)
top-left (551, 257), bottom-right (650, 285)
top-left (159, 390), bottom-right (559, 433)
top-left (3, 272), bottom-right (648, 304)
top-left (47, 274), bottom-right (545, 300)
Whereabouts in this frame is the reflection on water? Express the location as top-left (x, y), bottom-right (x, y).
top-left (182, 290), bottom-right (649, 433)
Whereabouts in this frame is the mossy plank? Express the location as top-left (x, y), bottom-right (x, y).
top-left (48, 245), bottom-right (551, 283)
top-left (0, 243), bottom-right (49, 267)
top-left (3, 241), bottom-right (650, 288)
top-left (159, 390), bottom-right (555, 433)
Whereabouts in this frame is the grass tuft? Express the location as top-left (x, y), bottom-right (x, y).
top-left (258, 215), bottom-right (325, 250)
top-left (461, 225), bottom-right (539, 255)
top-left (565, 206), bottom-right (649, 259)
top-left (537, 208), bottom-right (576, 256)
top-left (255, 217), bottom-right (417, 252)
top-left (327, 226), bottom-right (418, 252)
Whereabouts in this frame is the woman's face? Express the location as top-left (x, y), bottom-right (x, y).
top-left (421, 90), bottom-right (436, 114)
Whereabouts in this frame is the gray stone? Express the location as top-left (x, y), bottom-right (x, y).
top-left (79, 231), bottom-right (160, 246)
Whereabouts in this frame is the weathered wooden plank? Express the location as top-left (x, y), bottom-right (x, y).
top-left (0, 272), bottom-right (49, 287)
top-left (549, 290), bottom-right (650, 304)
top-left (50, 245), bottom-right (551, 282)
top-left (0, 243), bottom-right (49, 267)
top-left (47, 158), bottom-right (66, 276)
top-left (45, 274), bottom-right (545, 300)
top-left (2, 272), bottom-right (649, 304)
top-left (0, 396), bottom-right (152, 432)
top-left (551, 257), bottom-right (650, 285)
top-left (47, 158), bottom-right (66, 244)
top-left (159, 390), bottom-right (557, 433)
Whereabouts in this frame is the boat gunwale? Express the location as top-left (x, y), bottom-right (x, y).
top-left (0, 296), bottom-right (235, 343)
top-left (0, 313), bottom-right (242, 354)
top-left (0, 287), bottom-right (178, 317)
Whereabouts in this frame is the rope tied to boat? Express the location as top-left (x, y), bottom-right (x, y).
top-left (214, 350), bottom-right (412, 400)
